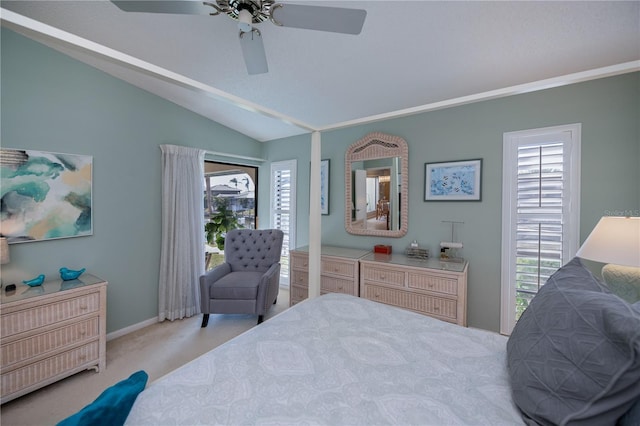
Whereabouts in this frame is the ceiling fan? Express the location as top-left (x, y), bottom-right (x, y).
top-left (112, 1), bottom-right (367, 75)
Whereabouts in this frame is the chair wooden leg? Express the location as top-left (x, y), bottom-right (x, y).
top-left (201, 314), bottom-right (209, 328)
top-left (257, 315), bottom-right (264, 324)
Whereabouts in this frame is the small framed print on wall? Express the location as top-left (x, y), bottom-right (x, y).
top-left (425, 159), bottom-right (482, 201)
top-left (320, 159), bottom-right (330, 215)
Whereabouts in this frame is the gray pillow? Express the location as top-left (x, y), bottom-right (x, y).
top-left (618, 397), bottom-right (640, 426)
top-left (507, 257), bottom-right (640, 426)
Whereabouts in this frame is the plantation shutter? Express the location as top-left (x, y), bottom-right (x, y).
top-left (514, 142), bottom-right (566, 316)
top-left (501, 125), bottom-right (580, 334)
top-left (270, 160), bottom-right (296, 286)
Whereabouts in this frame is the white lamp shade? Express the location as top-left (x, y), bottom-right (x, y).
top-left (576, 216), bottom-right (640, 267)
top-left (0, 237), bottom-right (9, 265)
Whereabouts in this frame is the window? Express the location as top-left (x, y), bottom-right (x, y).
top-left (204, 161), bottom-right (257, 269)
top-left (501, 124), bottom-right (581, 334)
top-left (270, 160), bottom-right (297, 287)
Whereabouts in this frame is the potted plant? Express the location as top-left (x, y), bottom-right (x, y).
top-left (205, 197), bottom-right (241, 250)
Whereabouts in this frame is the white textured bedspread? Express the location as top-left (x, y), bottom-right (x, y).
top-left (126, 293), bottom-right (523, 425)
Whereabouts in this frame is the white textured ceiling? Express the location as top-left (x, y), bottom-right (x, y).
top-left (2, 1), bottom-right (639, 141)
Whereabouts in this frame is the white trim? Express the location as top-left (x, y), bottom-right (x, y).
top-left (321, 63), bottom-right (637, 133)
top-left (0, 8), bottom-right (315, 134)
top-left (2, 8), bottom-right (637, 140)
top-left (308, 132), bottom-right (322, 299)
top-left (106, 317), bottom-right (158, 342)
top-left (500, 123), bottom-right (581, 335)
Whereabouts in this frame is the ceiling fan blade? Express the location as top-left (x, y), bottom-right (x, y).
top-left (239, 30), bottom-right (268, 75)
top-left (271, 4), bottom-right (366, 35)
top-left (112, 1), bottom-right (212, 15)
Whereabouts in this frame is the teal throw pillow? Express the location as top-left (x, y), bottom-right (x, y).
top-left (57, 370), bottom-right (148, 426)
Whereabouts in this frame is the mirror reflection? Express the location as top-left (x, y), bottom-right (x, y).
top-left (351, 162), bottom-right (399, 231)
top-left (345, 132), bottom-right (408, 237)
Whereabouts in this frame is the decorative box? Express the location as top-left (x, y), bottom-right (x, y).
top-left (374, 245), bottom-right (392, 254)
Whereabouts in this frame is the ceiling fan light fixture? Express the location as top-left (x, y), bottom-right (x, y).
top-left (237, 8), bottom-right (253, 33)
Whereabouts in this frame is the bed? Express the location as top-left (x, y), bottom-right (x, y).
top-left (123, 257), bottom-right (640, 425)
top-left (125, 293), bottom-right (523, 425)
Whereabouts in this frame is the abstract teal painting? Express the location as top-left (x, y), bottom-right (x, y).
top-left (0, 149), bottom-right (93, 243)
top-left (424, 159), bottom-right (482, 201)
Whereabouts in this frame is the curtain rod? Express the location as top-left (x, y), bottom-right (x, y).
top-left (205, 151), bottom-right (265, 163)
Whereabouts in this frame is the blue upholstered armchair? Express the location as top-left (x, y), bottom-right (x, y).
top-left (199, 229), bottom-right (284, 327)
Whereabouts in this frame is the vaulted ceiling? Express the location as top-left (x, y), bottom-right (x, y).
top-left (2, 1), bottom-right (639, 141)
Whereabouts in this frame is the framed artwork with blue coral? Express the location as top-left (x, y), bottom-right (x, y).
top-left (0, 148), bottom-right (93, 243)
top-left (425, 159), bottom-right (482, 201)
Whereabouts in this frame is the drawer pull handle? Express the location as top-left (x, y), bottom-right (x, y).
top-left (433, 306), bottom-right (440, 311)
top-left (428, 284), bottom-right (434, 288)
top-left (79, 305), bottom-right (88, 311)
top-left (303, 262), bottom-right (308, 266)
top-left (380, 275), bottom-right (386, 279)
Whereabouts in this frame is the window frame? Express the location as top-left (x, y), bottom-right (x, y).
top-left (500, 124), bottom-right (581, 335)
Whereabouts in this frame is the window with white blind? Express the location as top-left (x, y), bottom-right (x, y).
top-left (501, 124), bottom-right (581, 334)
top-left (270, 160), bottom-right (296, 287)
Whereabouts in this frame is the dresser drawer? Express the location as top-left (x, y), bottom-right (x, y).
top-left (362, 284), bottom-right (458, 322)
top-left (1, 317), bottom-right (100, 370)
top-left (321, 259), bottom-right (356, 278)
top-left (408, 273), bottom-right (458, 296)
top-left (1, 341), bottom-right (100, 399)
top-left (1, 292), bottom-right (101, 338)
top-left (361, 266), bottom-right (405, 287)
top-left (290, 254), bottom-right (309, 270)
top-left (290, 270), bottom-right (309, 288)
top-left (289, 285), bottom-right (308, 305)
top-left (321, 276), bottom-right (357, 296)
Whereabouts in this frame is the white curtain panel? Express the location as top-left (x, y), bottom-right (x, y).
top-left (159, 144), bottom-right (205, 321)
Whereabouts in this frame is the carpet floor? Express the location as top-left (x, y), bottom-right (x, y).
top-left (0, 289), bottom-right (290, 426)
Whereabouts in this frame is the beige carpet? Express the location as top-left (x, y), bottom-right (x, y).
top-left (0, 290), bottom-right (290, 426)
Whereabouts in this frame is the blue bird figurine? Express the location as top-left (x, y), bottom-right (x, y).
top-left (60, 267), bottom-right (85, 281)
top-left (23, 274), bottom-right (45, 287)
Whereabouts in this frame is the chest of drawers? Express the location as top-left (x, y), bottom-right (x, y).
top-left (359, 253), bottom-right (468, 326)
top-left (1, 274), bottom-right (107, 403)
top-left (289, 246), bottom-right (370, 305)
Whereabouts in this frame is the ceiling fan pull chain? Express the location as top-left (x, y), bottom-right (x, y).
top-left (239, 28), bottom-right (261, 40)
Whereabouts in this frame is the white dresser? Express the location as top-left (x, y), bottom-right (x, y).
top-left (359, 253), bottom-right (468, 326)
top-left (1, 274), bottom-right (107, 403)
top-left (289, 246), bottom-right (371, 305)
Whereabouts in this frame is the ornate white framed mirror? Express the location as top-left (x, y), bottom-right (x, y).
top-left (345, 132), bottom-right (408, 237)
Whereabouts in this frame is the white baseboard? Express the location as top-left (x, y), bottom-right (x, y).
top-left (106, 317), bottom-right (158, 342)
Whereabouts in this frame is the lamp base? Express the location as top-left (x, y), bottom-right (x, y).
top-left (602, 263), bottom-right (640, 304)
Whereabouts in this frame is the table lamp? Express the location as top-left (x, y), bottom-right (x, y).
top-left (575, 216), bottom-right (640, 303)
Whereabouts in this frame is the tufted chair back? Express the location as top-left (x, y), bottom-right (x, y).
top-left (224, 229), bottom-right (284, 273)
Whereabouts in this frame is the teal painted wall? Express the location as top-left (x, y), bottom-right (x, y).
top-left (1, 29), bottom-right (263, 333)
top-left (262, 72), bottom-right (640, 332)
top-left (3, 28), bottom-right (638, 334)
